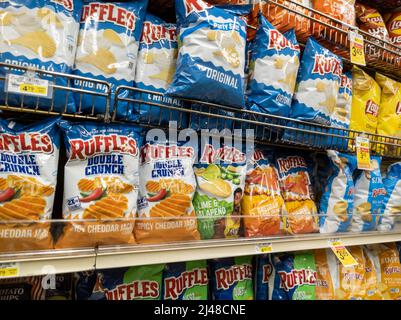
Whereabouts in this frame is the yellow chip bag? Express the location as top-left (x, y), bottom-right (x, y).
top-left (375, 73), bottom-right (401, 154)
top-left (315, 249), bottom-right (336, 300)
top-left (363, 246), bottom-right (383, 300)
top-left (349, 67), bottom-right (381, 139)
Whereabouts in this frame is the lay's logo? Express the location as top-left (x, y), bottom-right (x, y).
top-left (81, 3), bottom-right (137, 31)
top-left (312, 54), bottom-right (342, 77)
top-left (215, 264), bottom-right (253, 290)
top-left (278, 269), bottom-right (317, 291)
top-left (365, 100), bottom-right (379, 117)
top-left (396, 102), bottom-right (401, 115)
top-left (268, 30), bottom-right (300, 51)
top-left (184, 0), bottom-right (211, 16)
top-left (200, 144), bottom-right (245, 164)
top-left (51, 0), bottom-right (73, 11)
top-left (390, 19), bottom-right (401, 31)
top-left (141, 21), bottom-right (176, 44)
top-left (164, 268), bottom-right (208, 300)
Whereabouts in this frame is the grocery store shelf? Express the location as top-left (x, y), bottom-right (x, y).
top-left (2, 229), bottom-right (401, 277)
top-left (0, 248), bottom-right (96, 278)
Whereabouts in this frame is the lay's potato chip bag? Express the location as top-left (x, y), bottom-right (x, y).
top-left (375, 73), bottom-right (401, 154)
top-left (242, 148), bottom-right (285, 237)
top-left (349, 66), bottom-right (381, 135)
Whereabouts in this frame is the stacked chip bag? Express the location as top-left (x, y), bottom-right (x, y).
top-left (74, 271), bottom-right (100, 300)
top-left (56, 121), bottom-right (141, 248)
top-left (363, 246), bottom-right (383, 300)
top-left (133, 13), bottom-right (184, 123)
top-left (166, 0), bottom-right (247, 108)
top-left (255, 254), bottom-right (273, 300)
top-left (209, 256), bottom-right (254, 300)
top-left (135, 139), bottom-right (200, 244)
top-left (365, 243), bottom-right (401, 300)
top-left (0, 117), bottom-right (60, 252)
top-left (96, 265), bottom-right (164, 300)
top-left (0, 0), bottom-right (82, 112)
top-left (291, 37), bottom-right (343, 126)
top-left (242, 148), bottom-right (285, 237)
top-left (349, 66), bottom-right (381, 136)
top-left (386, 12), bottom-right (401, 48)
top-left (329, 72), bottom-right (352, 150)
top-left (246, 15), bottom-right (300, 118)
top-left (275, 152), bottom-right (318, 234)
top-left (162, 260), bottom-right (208, 300)
top-left (0, 276), bottom-right (45, 300)
top-left (378, 162), bottom-right (401, 231)
top-left (334, 246), bottom-right (366, 299)
top-left (375, 73), bottom-right (401, 154)
top-left (73, 0), bottom-right (148, 117)
top-left (270, 251), bottom-right (317, 300)
top-left (315, 249), bottom-right (336, 300)
top-left (350, 156), bottom-right (386, 232)
top-left (193, 137), bottom-right (249, 240)
top-left (319, 151), bottom-right (355, 233)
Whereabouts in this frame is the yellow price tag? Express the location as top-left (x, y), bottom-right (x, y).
top-left (0, 262), bottom-right (19, 278)
top-left (349, 31), bottom-right (366, 66)
top-left (329, 240), bottom-right (358, 267)
top-left (356, 136), bottom-right (371, 170)
top-left (256, 243), bottom-right (273, 253)
top-left (20, 83), bottom-right (47, 95)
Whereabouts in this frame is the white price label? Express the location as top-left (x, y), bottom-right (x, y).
top-left (0, 262), bottom-right (19, 278)
top-left (5, 73), bottom-right (52, 98)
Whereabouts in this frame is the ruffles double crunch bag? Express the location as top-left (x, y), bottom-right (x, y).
top-left (319, 151), bottom-right (355, 233)
top-left (242, 148), bottom-right (285, 237)
top-left (73, 1), bottom-right (148, 116)
top-left (135, 139), bottom-right (200, 244)
top-left (378, 162), bottom-right (401, 231)
top-left (291, 37), bottom-right (343, 126)
top-left (275, 152), bottom-right (319, 234)
top-left (193, 137), bottom-right (249, 240)
top-left (0, 0), bottom-right (82, 112)
top-left (246, 15), bottom-right (300, 118)
top-left (350, 156), bottom-right (386, 232)
top-left (255, 254), bottom-right (273, 300)
top-left (166, 0), bottom-right (247, 108)
top-left (0, 117), bottom-right (60, 251)
top-left (56, 121), bottom-right (141, 248)
top-left (133, 14), bottom-right (184, 123)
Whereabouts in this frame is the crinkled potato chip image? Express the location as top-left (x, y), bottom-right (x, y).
top-left (9, 30), bottom-right (56, 58)
top-left (316, 81), bottom-right (327, 92)
top-left (213, 45), bottom-right (240, 68)
top-left (7, 175), bottom-right (54, 197)
top-left (333, 200), bottom-right (348, 222)
top-left (361, 211), bottom-right (372, 222)
top-left (78, 178), bottom-right (96, 192)
top-left (150, 194), bottom-right (192, 217)
top-left (78, 48), bottom-right (117, 74)
top-left (0, 10), bottom-right (23, 26)
top-left (231, 31), bottom-right (241, 45)
top-left (83, 193), bottom-right (128, 220)
top-left (0, 178), bottom-right (7, 190)
top-left (146, 179), bottom-right (194, 194)
top-left (0, 196), bottom-right (46, 220)
top-left (207, 30), bottom-right (218, 41)
top-left (199, 178), bottom-right (231, 198)
top-left (149, 65), bottom-right (176, 84)
top-left (143, 52), bottom-right (154, 64)
top-left (274, 57), bottom-right (285, 69)
top-left (103, 29), bottom-right (125, 47)
top-left (37, 8), bottom-right (63, 28)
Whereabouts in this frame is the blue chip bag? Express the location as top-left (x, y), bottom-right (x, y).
top-left (255, 254), bottom-right (273, 300)
top-left (209, 256), bottom-right (254, 300)
top-left (270, 251), bottom-right (317, 300)
top-left (166, 0), bottom-right (247, 108)
top-left (378, 162), bottom-right (401, 231)
top-left (162, 260), bottom-right (208, 300)
top-left (247, 16), bottom-right (300, 118)
top-left (97, 265), bottom-right (164, 300)
top-left (291, 37), bottom-right (343, 126)
top-left (75, 271), bottom-right (100, 300)
top-left (0, 0), bottom-right (83, 113)
top-left (319, 151), bottom-right (355, 233)
top-left (350, 156), bottom-right (386, 232)
top-left (132, 13), bottom-right (185, 124)
top-left (73, 0), bottom-right (148, 117)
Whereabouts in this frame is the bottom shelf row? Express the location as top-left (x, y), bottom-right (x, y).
top-left (2, 242), bottom-right (401, 300)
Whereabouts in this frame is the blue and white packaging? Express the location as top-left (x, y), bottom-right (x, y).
top-left (60, 121), bottom-right (142, 219)
top-left (73, 0), bottom-right (148, 117)
top-left (0, 0), bottom-right (83, 112)
top-left (291, 37), bottom-right (343, 126)
top-left (378, 162), bottom-right (401, 231)
top-left (319, 151), bottom-right (355, 233)
top-left (255, 254), bottom-right (273, 300)
top-left (132, 13), bottom-right (185, 123)
top-left (247, 16), bottom-right (300, 118)
top-left (166, 0), bottom-right (247, 108)
top-left (350, 156), bottom-right (386, 232)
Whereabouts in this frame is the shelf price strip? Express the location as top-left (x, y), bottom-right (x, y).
top-left (0, 262), bottom-right (19, 279)
top-left (329, 240), bottom-right (358, 267)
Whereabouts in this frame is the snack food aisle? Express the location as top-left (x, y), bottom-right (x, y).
top-left (2, 0), bottom-right (401, 301)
